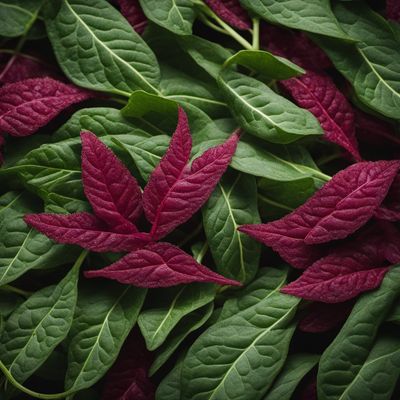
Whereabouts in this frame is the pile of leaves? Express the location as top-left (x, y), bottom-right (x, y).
top-left (0, 0), bottom-right (400, 399)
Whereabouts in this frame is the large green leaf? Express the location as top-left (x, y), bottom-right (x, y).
top-left (65, 282), bottom-right (146, 391)
top-left (44, 0), bottom-right (160, 96)
top-left (239, 0), bottom-right (350, 40)
top-left (203, 169), bottom-right (261, 283)
top-left (138, 284), bottom-right (215, 351)
top-left (318, 266), bottom-right (400, 400)
top-left (263, 353), bottom-right (319, 400)
top-left (314, 2), bottom-right (400, 120)
top-left (139, 0), bottom-right (196, 36)
top-left (180, 267), bottom-right (300, 400)
top-left (0, 260), bottom-right (79, 384)
top-left (219, 70), bottom-right (323, 144)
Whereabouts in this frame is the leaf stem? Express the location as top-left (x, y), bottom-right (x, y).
top-left (196, 242), bottom-right (209, 264)
top-left (0, 285), bottom-right (32, 298)
top-left (252, 18), bottom-right (260, 50)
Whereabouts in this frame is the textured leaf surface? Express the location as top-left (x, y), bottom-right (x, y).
top-left (85, 242), bottom-right (240, 287)
top-left (204, 0), bottom-right (251, 30)
top-left (117, 0), bottom-right (147, 34)
top-left (280, 71), bottom-right (360, 160)
top-left (219, 70), bottom-right (323, 144)
top-left (45, 0), bottom-right (160, 96)
top-left (0, 262), bottom-right (79, 384)
top-left (81, 131), bottom-right (142, 233)
top-left (0, 78), bottom-right (91, 137)
top-left (317, 266), bottom-right (400, 400)
top-left (65, 282), bottom-right (146, 391)
top-left (203, 170), bottom-right (261, 283)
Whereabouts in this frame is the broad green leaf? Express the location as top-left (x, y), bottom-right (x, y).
top-left (156, 357), bottom-right (184, 400)
top-left (318, 266), bottom-right (400, 400)
top-left (44, 0), bottom-right (160, 96)
top-left (138, 283), bottom-right (216, 351)
top-left (264, 353), bottom-right (319, 400)
top-left (203, 169), bottom-right (261, 283)
top-left (0, 191), bottom-right (79, 285)
top-left (239, 0), bottom-right (351, 40)
top-left (0, 0), bottom-right (42, 37)
top-left (224, 50), bottom-right (304, 80)
top-left (65, 282), bottom-right (146, 391)
top-left (313, 2), bottom-right (400, 120)
top-left (331, 335), bottom-right (400, 400)
top-left (180, 268), bottom-right (300, 400)
top-left (150, 302), bottom-right (214, 375)
top-left (0, 261), bottom-right (79, 384)
top-left (139, 0), bottom-right (196, 36)
top-left (219, 70), bottom-right (323, 144)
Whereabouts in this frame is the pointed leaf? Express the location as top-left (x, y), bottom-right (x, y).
top-left (24, 212), bottom-right (151, 252)
top-left (81, 131), bottom-right (142, 233)
top-left (280, 71), bottom-right (361, 160)
top-left (116, 0), bottom-right (147, 34)
top-left (0, 78), bottom-right (91, 137)
top-left (85, 242), bottom-right (241, 287)
top-left (204, 0), bottom-right (251, 30)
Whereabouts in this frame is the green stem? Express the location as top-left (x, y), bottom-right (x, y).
top-left (195, 242), bottom-right (209, 264)
top-left (198, 13), bottom-right (227, 35)
top-left (0, 285), bottom-right (32, 298)
top-left (109, 96), bottom-right (128, 106)
top-left (252, 18), bottom-right (260, 50)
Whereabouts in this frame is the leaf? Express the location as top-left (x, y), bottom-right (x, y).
top-left (317, 266), bottom-right (400, 400)
top-left (180, 273), bottom-right (300, 400)
top-left (81, 131), bottom-right (142, 233)
top-left (375, 175), bottom-right (400, 222)
top-left (204, 0), bottom-right (251, 30)
top-left (139, 0), bottom-right (196, 36)
top-left (84, 242), bottom-right (241, 287)
top-left (314, 2), bottom-right (400, 119)
top-left (65, 282), bottom-right (146, 391)
top-left (24, 212), bottom-right (151, 252)
top-left (239, 0), bottom-right (351, 40)
top-left (0, 0), bottom-right (43, 37)
top-left (0, 261), bottom-right (79, 384)
top-left (223, 50), bottom-right (305, 80)
top-left (44, 0), bottom-right (160, 96)
top-left (156, 358), bottom-right (183, 400)
top-left (280, 71), bottom-right (361, 161)
top-left (219, 70), bottom-right (323, 144)
top-left (0, 77), bottom-right (91, 137)
top-left (202, 169), bottom-right (261, 283)
top-left (116, 0), bottom-right (147, 34)
top-left (387, 0), bottom-right (400, 21)
top-left (240, 161), bottom-right (400, 268)
top-left (263, 354), bottom-right (319, 400)
top-left (138, 283), bottom-right (216, 351)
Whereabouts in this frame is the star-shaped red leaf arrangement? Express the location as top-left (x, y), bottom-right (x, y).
top-left (25, 107), bottom-right (241, 288)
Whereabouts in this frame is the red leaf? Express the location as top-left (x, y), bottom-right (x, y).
top-left (204, 0), bottom-right (251, 30)
top-left (387, 0), bottom-right (400, 21)
top-left (0, 78), bottom-right (91, 137)
top-left (101, 331), bottom-right (155, 400)
top-left (377, 222), bottom-right (400, 265)
top-left (85, 242), bottom-right (241, 287)
top-left (81, 131), bottom-right (142, 233)
top-left (375, 175), bottom-right (400, 221)
top-left (280, 71), bottom-right (361, 161)
top-left (24, 213), bottom-right (151, 252)
top-left (116, 0), bottom-right (147, 34)
top-left (299, 301), bottom-right (353, 333)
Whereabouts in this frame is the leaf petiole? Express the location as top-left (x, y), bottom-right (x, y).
top-left (252, 18), bottom-right (260, 50)
top-left (0, 285), bottom-right (32, 298)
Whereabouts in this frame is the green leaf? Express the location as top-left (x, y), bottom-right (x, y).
top-left (317, 266), bottom-right (400, 400)
top-left (203, 169), bottom-right (261, 283)
top-left (219, 70), bottom-right (323, 144)
top-left (139, 0), bottom-right (196, 36)
top-left (138, 283), bottom-right (216, 351)
top-left (0, 0), bottom-right (43, 37)
top-left (0, 191), bottom-right (79, 285)
top-left (44, 0), bottom-right (160, 96)
top-left (65, 282), bottom-right (146, 391)
top-left (156, 357), bottom-right (184, 400)
top-left (264, 353), bottom-right (319, 400)
top-left (0, 261), bottom-right (80, 384)
top-left (313, 2), bottom-right (400, 120)
top-left (239, 0), bottom-right (351, 40)
top-left (180, 268), bottom-right (300, 400)
top-left (150, 302), bottom-right (214, 376)
top-left (223, 50), bottom-right (305, 80)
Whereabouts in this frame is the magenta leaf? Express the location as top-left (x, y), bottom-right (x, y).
top-left (116, 0), bottom-right (147, 34)
top-left (101, 331), bottom-right (155, 400)
top-left (24, 213), bottom-right (151, 253)
top-left (280, 71), bottom-right (361, 161)
top-left (85, 242), bottom-right (241, 287)
top-left (387, 0), bottom-right (400, 21)
top-left (81, 131), bottom-right (142, 233)
top-left (375, 175), bottom-right (400, 221)
top-left (0, 77), bottom-right (91, 137)
top-left (204, 0), bottom-right (251, 30)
